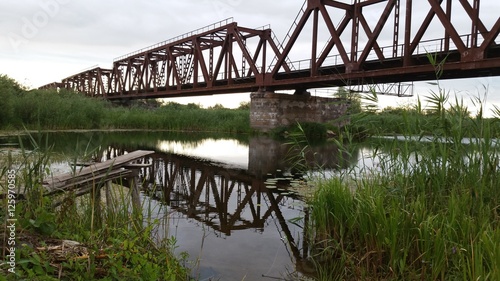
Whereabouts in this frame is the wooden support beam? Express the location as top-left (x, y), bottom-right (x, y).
top-left (129, 175), bottom-right (141, 215)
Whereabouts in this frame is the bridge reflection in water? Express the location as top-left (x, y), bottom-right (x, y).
top-left (106, 136), bottom-right (358, 280)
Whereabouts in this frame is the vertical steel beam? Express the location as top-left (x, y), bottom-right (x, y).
top-left (227, 31), bottom-right (233, 84)
top-left (471, 0), bottom-right (480, 48)
top-left (393, 0), bottom-right (400, 57)
top-left (311, 8), bottom-right (319, 76)
top-left (351, 0), bottom-right (360, 63)
top-left (193, 39), bottom-right (199, 87)
top-left (261, 35), bottom-right (267, 77)
top-left (444, 0), bottom-right (452, 52)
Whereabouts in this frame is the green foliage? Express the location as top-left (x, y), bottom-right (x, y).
top-left (273, 122), bottom-right (327, 143)
top-left (299, 122), bottom-right (327, 142)
top-left (237, 101), bottom-right (250, 110)
top-left (283, 122), bottom-right (333, 177)
top-left (0, 75), bottom-right (24, 128)
top-left (208, 103), bottom-right (225, 110)
top-left (0, 75), bottom-right (251, 133)
top-left (16, 246), bottom-right (58, 280)
top-left (10, 89), bottom-right (106, 129)
top-left (1, 132), bottom-right (189, 280)
top-left (334, 86), bottom-right (362, 114)
top-left (349, 102), bottom-right (500, 138)
top-left (308, 83), bottom-right (500, 280)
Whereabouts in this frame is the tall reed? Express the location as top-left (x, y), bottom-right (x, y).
top-left (0, 75), bottom-right (251, 133)
top-left (308, 86), bottom-right (500, 280)
top-left (0, 133), bottom-right (189, 280)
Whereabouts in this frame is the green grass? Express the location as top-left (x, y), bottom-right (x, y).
top-left (307, 89), bottom-right (500, 280)
top-left (0, 75), bottom-right (251, 133)
top-left (0, 135), bottom-right (189, 280)
top-left (349, 101), bottom-right (500, 138)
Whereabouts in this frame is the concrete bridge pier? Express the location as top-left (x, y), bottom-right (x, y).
top-left (249, 89), bottom-right (351, 132)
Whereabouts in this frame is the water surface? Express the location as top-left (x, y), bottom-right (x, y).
top-left (1, 131), bottom-right (366, 280)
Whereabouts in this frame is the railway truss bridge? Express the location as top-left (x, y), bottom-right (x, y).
top-left (40, 0), bottom-right (500, 100)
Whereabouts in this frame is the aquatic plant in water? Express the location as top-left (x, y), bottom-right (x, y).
top-left (306, 81), bottom-right (500, 280)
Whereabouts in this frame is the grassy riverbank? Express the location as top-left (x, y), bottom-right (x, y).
top-left (0, 75), bottom-right (250, 133)
top-left (307, 92), bottom-right (500, 280)
top-left (350, 100), bottom-right (500, 138)
top-left (1, 140), bottom-right (189, 280)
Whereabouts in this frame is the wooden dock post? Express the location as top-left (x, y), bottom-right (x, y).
top-left (128, 171), bottom-right (141, 215)
top-left (91, 183), bottom-right (102, 227)
top-left (105, 180), bottom-right (114, 215)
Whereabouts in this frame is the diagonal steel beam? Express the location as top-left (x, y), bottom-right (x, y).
top-left (318, 4), bottom-right (351, 69)
top-left (409, 0), bottom-right (443, 55)
top-left (271, 7), bottom-right (313, 77)
top-left (479, 18), bottom-right (500, 53)
top-left (357, 2), bottom-right (394, 63)
top-left (427, 0), bottom-right (467, 54)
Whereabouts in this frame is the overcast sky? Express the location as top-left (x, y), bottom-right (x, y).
top-left (1, 0), bottom-right (499, 115)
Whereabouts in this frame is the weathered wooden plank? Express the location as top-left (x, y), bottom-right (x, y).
top-left (43, 150), bottom-right (154, 187)
top-left (45, 169), bottom-right (133, 196)
top-left (123, 163), bottom-right (152, 168)
top-left (42, 150), bottom-right (154, 194)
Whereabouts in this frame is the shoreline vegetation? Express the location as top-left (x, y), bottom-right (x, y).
top-left (1, 137), bottom-right (189, 280)
top-left (0, 75), bottom-right (251, 134)
top-left (300, 86), bottom-right (500, 280)
top-left (1, 74), bottom-right (500, 280)
top-left (1, 74), bottom-right (500, 139)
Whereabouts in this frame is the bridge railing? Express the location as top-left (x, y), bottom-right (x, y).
top-left (272, 33), bottom-right (485, 73)
top-left (113, 17), bottom-right (235, 62)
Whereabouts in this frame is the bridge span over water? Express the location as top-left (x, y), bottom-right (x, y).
top-left (40, 0), bottom-right (500, 100)
top-left (42, 0), bottom-right (500, 99)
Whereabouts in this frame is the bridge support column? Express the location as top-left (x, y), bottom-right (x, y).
top-left (249, 90), bottom-right (350, 132)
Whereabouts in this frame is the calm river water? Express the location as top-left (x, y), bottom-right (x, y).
top-left (1, 131), bottom-right (384, 280)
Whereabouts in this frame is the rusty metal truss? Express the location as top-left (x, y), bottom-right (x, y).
top-left (40, 0), bottom-right (500, 99)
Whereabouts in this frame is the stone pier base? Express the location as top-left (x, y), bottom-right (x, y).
top-left (250, 91), bottom-right (350, 132)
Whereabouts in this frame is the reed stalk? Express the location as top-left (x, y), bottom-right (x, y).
top-left (307, 84), bottom-right (500, 280)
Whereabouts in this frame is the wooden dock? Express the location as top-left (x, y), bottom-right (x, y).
top-left (43, 150), bottom-right (154, 195)
top-left (37, 150), bottom-right (155, 210)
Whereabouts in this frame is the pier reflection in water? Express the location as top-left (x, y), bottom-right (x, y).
top-left (100, 136), bottom-right (358, 280)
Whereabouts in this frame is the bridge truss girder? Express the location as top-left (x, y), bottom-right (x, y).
top-left (63, 22), bottom-right (286, 99)
top-left (61, 67), bottom-right (113, 97)
top-left (41, 0), bottom-right (500, 98)
top-left (268, 0), bottom-right (500, 87)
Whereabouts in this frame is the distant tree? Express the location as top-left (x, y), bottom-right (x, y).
top-left (130, 99), bottom-right (162, 109)
top-left (186, 103), bottom-right (201, 109)
top-left (0, 75), bottom-right (24, 128)
top-left (381, 105), bottom-right (417, 115)
top-left (162, 102), bottom-right (183, 110)
top-left (209, 103), bottom-right (225, 110)
top-left (334, 87), bottom-right (362, 114)
top-left (237, 101), bottom-right (250, 110)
